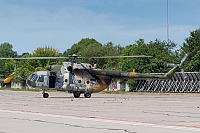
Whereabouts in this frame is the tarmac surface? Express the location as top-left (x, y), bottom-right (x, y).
top-left (0, 90), bottom-right (200, 133)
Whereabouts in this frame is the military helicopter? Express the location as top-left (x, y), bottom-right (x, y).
top-left (0, 53), bottom-right (188, 98)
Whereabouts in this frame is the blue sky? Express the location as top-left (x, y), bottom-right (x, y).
top-left (0, 0), bottom-right (199, 54)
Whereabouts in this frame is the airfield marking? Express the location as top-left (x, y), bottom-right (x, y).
top-left (0, 108), bottom-right (200, 132)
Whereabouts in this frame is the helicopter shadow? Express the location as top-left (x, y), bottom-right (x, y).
top-left (48, 96), bottom-right (75, 99)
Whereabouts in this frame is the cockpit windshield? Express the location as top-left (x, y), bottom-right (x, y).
top-left (28, 74), bottom-right (35, 80)
top-left (28, 73), bottom-right (38, 82)
top-left (32, 74), bottom-right (38, 82)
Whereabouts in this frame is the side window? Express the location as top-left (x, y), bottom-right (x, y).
top-left (37, 75), bottom-right (44, 82)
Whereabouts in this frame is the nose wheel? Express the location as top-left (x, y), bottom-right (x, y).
top-left (43, 93), bottom-right (49, 98)
top-left (42, 89), bottom-right (49, 98)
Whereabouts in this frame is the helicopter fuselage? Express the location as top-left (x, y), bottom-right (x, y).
top-left (26, 53), bottom-right (188, 98)
top-left (26, 62), bottom-right (112, 98)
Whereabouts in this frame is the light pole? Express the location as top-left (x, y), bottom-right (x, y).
top-left (167, 0), bottom-right (169, 43)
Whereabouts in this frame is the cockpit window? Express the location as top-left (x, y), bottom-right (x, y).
top-left (32, 74), bottom-right (38, 82)
top-left (28, 74), bottom-right (35, 80)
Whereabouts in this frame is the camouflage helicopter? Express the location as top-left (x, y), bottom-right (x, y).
top-left (1, 53), bottom-right (188, 98)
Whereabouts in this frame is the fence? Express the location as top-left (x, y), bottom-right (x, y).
top-left (136, 72), bottom-right (200, 93)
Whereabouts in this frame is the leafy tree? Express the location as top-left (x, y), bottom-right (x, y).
top-left (4, 59), bottom-right (16, 77)
top-left (181, 28), bottom-right (200, 71)
top-left (0, 42), bottom-right (17, 57)
top-left (17, 45), bottom-right (61, 80)
top-left (30, 45), bottom-right (60, 70)
top-left (120, 39), bottom-right (150, 72)
top-left (63, 38), bottom-right (126, 69)
top-left (146, 39), bottom-right (178, 73)
top-left (102, 42), bottom-right (123, 69)
top-left (17, 52), bottom-right (30, 58)
top-left (119, 39), bottom-right (178, 91)
top-left (63, 38), bottom-right (106, 68)
top-left (0, 42), bottom-right (18, 78)
top-left (63, 38), bottom-right (102, 56)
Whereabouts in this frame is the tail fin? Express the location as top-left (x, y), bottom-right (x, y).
top-left (165, 53), bottom-right (189, 79)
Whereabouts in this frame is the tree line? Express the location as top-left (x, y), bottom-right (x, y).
top-left (0, 28), bottom-right (200, 90)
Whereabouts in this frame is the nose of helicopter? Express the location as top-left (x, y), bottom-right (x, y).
top-left (26, 73), bottom-right (37, 88)
top-left (26, 79), bottom-right (36, 88)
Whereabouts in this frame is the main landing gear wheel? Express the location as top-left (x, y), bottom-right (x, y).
top-left (84, 92), bottom-right (91, 98)
top-left (73, 92), bottom-right (80, 98)
top-left (43, 93), bottom-right (49, 98)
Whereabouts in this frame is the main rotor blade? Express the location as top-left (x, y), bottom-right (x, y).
top-left (90, 55), bottom-right (152, 58)
top-left (0, 55), bottom-right (152, 60)
top-left (0, 57), bottom-right (67, 60)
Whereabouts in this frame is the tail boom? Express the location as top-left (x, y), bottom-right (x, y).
top-left (91, 53), bottom-right (188, 80)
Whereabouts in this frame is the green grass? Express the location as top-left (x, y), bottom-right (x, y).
top-left (0, 88), bottom-right (42, 92)
top-left (0, 87), bottom-right (64, 92)
top-left (100, 90), bottom-right (134, 94)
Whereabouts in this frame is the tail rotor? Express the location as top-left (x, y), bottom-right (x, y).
top-left (179, 53), bottom-right (189, 80)
top-left (165, 53), bottom-right (189, 80)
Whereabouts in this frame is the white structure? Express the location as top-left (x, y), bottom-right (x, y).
top-left (107, 80), bottom-right (129, 91)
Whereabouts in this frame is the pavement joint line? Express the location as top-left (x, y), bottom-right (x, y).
top-left (0, 108), bottom-right (200, 132)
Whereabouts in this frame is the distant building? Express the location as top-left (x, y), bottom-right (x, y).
top-left (107, 80), bottom-right (130, 91)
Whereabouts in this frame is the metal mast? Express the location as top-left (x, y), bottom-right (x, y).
top-left (167, 0), bottom-right (169, 43)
